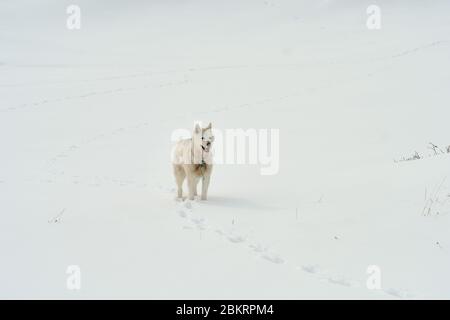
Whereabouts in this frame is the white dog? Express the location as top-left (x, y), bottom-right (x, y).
top-left (172, 123), bottom-right (214, 200)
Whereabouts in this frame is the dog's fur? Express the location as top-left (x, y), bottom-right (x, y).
top-left (173, 123), bottom-right (214, 200)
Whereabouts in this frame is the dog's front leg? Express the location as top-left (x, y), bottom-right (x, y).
top-left (187, 174), bottom-right (196, 201)
top-left (201, 174), bottom-right (210, 200)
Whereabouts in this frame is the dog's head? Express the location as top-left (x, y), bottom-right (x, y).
top-left (194, 123), bottom-right (214, 153)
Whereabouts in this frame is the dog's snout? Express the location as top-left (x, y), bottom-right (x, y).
top-left (206, 141), bottom-right (211, 146)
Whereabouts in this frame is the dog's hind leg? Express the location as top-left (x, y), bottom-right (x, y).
top-left (173, 165), bottom-right (185, 198)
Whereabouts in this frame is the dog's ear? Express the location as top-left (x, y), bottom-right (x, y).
top-left (206, 122), bottom-right (212, 129)
top-left (194, 123), bottom-right (201, 134)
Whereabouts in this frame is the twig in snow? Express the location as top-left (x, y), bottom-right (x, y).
top-left (48, 208), bottom-right (66, 223)
top-left (428, 142), bottom-right (445, 155)
top-left (316, 194), bottom-right (324, 204)
top-left (422, 177), bottom-right (447, 216)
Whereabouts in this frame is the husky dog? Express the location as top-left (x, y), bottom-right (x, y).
top-left (173, 123), bottom-right (214, 200)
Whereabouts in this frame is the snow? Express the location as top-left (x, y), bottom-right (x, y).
top-left (1, 0), bottom-right (450, 299)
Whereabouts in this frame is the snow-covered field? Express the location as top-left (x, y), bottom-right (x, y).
top-left (1, 0), bottom-right (450, 299)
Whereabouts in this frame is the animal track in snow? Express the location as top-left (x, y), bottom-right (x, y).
top-left (384, 287), bottom-right (417, 299)
top-left (0, 79), bottom-right (188, 113)
top-left (177, 209), bottom-right (187, 218)
top-left (174, 197), bottom-right (284, 265)
top-left (298, 264), bottom-right (360, 289)
top-left (226, 233), bottom-right (246, 243)
top-left (261, 252), bottom-right (284, 264)
top-left (326, 275), bottom-right (355, 287)
top-left (248, 243), bottom-right (268, 253)
top-left (301, 264), bottom-right (321, 274)
top-left (190, 217), bottom-right (206, 230)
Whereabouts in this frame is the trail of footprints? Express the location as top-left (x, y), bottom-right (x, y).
top-left (174, 198), bottom-right (417, 298)
top-left (0, 78), bottom-right (188, 113)
top-left (175, 198), bottom-right (284, 264)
